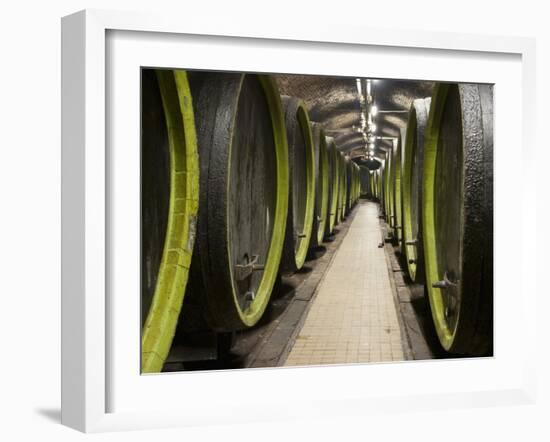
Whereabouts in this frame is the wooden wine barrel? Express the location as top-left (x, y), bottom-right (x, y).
top-left (325, 137), bottom-right (339, 234)
top-left (374, 166), bottom-right (384, 200)
top-left (338, 153), bottom-right (347, 221)
top-left (354, 164), bottom-right (359, 202)
top-left (356, 165), bottom-right (361, 200)
top-left (367, 169), bottom-right (374, 197)
top-left (355, 163), bottom-right (361, 202)
top-left (334, 153), bottom-right (340, 224)
top-left (351, 164), bottom-right (356, 205)
top-left (401, 97), bottom-right (431, 283)
top-left (352, 162), bottom-right (358, 206)
top-left (358, 166), bottom-right (362, 198)
top-left (189, 73), bottom-right (289, 331)
top-left (377, 166), bottom-right (382, 205)
top-left (369, 169), bottom-right (376, 198)
top-left (310, 122), bottom-right (329, 247)
top-left (393, 134), bottom-right (403, 245)
top-left (423, 83), bottom-right (493, 355)
top-left (280, 96), bottom-right (316, 272)
top-left (334, 151), bottom-right (343, 224)
top-left (384, 149), bottom-right (394, 228)
top-left (379, 165), bottom-right (385, 208)
top-left (141, 69), bottom-right (200, 373)
top-left (378, 167), bottom-right (383, 202)
top-left (345, 157), bottom-right (353, 214)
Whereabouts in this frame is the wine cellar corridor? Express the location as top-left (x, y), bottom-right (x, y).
top-left (141, 71), bottom-right (493, 373)
top-left (285, 201), bottom-right (405, 366)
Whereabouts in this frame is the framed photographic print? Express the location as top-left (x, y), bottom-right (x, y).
top-left (61, 9), bottom-right (536, 432)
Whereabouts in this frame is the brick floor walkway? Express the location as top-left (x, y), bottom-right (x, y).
top-left (284, 201), bottom-right (405, 366)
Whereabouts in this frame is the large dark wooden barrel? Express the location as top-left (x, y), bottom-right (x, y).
top-left (354, 163), bottom-right (360, 203)
top-left (325, 137), bottom-right (339, 235)
top-left (310, 122), bottom-right (329, 247)
top-left (353, 163), bottom-right (361, 204)
top-left (361, 166), bottom-right (370, 197)
top-left (356, 164), bottom-right (361, 201)
top-left (379, 163), bottom-right (385, 210)
top-left (335, 153), bottom-right (342, 222)
top-left (280, 96), bottom-right (316, 272)
top-left (393, 134), bottom-right (403, 245)
top-left (378, 165), bottom-right (383, 207)
top-left (377, 167), bottom-right (383, 202)
top-left (345, 157), bottom-right (353, 214)
top-left (342, 155), bottom-right (348, 219)
top-left (334, 151), bottom-right (342, 224)
top-left (189, 73), bottom-right (289, 331)
top-left (351, 161), bottom-right (357, 207)
top-left (423, 83), bottom-right (493, 355)
top-left (353, 163), bottom-right (359, 204)
top-left (380, 165), bottom-right (386, 206)
top-left (367, 169), bottom-right (374, 197)
top-left (384, 149), bottom-right (394, 229)
top-left (337, 152), bottom-right (347, 222)
top-left (141, 69), bottom-right (200, 373)
top-left (401, 97), bottom-right (431, 283)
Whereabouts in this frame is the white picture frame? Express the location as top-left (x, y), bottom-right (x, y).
top-left (61, 9), bottom-right (537, 433)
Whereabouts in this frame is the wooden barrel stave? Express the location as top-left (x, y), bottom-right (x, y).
top-left (310, 122), bottom-right (329, 247)
top-left (384, 149), bottom-right (394, 229)
top-left (280, 96), bottom-right (316, 272)
top-left (345, 157), bottom-right (353, 214)
top-left (325, 137), bottom-right (339, 235)
top-left (141, 69), bottom-right (200, 373)
top-left (401, 97), bottom-right (431, 283)
top-left (393, 134), bottom-right (404, 246)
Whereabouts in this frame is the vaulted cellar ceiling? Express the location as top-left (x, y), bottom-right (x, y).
top-left (275, 75), bottom-right (434, 163)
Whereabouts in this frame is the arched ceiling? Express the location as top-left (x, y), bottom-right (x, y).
top-left (275, 75), bottom-right (434, 162)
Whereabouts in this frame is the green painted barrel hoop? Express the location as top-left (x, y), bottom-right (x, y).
top-left (402, 105), bottom-right (419, 281)
top-left (384, 150), bottom-right (394, 226)
top-left (389, 147), bottom-right (396, 229)
top-left (356, 164), bottom-right (361, 201)
top-left (141, 70), bottom-right (199, 373)
top-left (423, 83), bottom-right (453, 349)
top-left (351, 165), bottom-right (355, 204)
top-left (359, 166), bottom-right (362, 198)
top-left (342, 155), bottom-right (348, 218)
top-left (310, 122), bottom-right (329, 247)
top-left (384, 154), bottom-right (389, 221)
top-left (357, 165), bottom-right (361, 200)
top-left (393, 134), bottom-right (403, 246)
top-left (337, 153), bottom-right (342, 222)
top-left (281, 97), bottom-right (316, 271)
top-left (335, 152), bottom-right (342, 224)
top-left (338, 153), bottom-right (347, 221)
top-left (423, 83), bottom-right (491, 353)
top-left (402, 98), bottom-right (430, 283)
top-left (348, 161), bottom-right (357, 208)
top-left (326, 137), bottom-right (339, 233)
top-left (344, 157), bottom-right (352, 214)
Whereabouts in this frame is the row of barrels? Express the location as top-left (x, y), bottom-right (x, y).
top-left (371, 83), bottom-right (493, 356)
top-left (141, 70), bottom-right (360, 372)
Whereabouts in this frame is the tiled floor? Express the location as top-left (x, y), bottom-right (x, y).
top-left (284, 201), bottom-right (405, 366)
